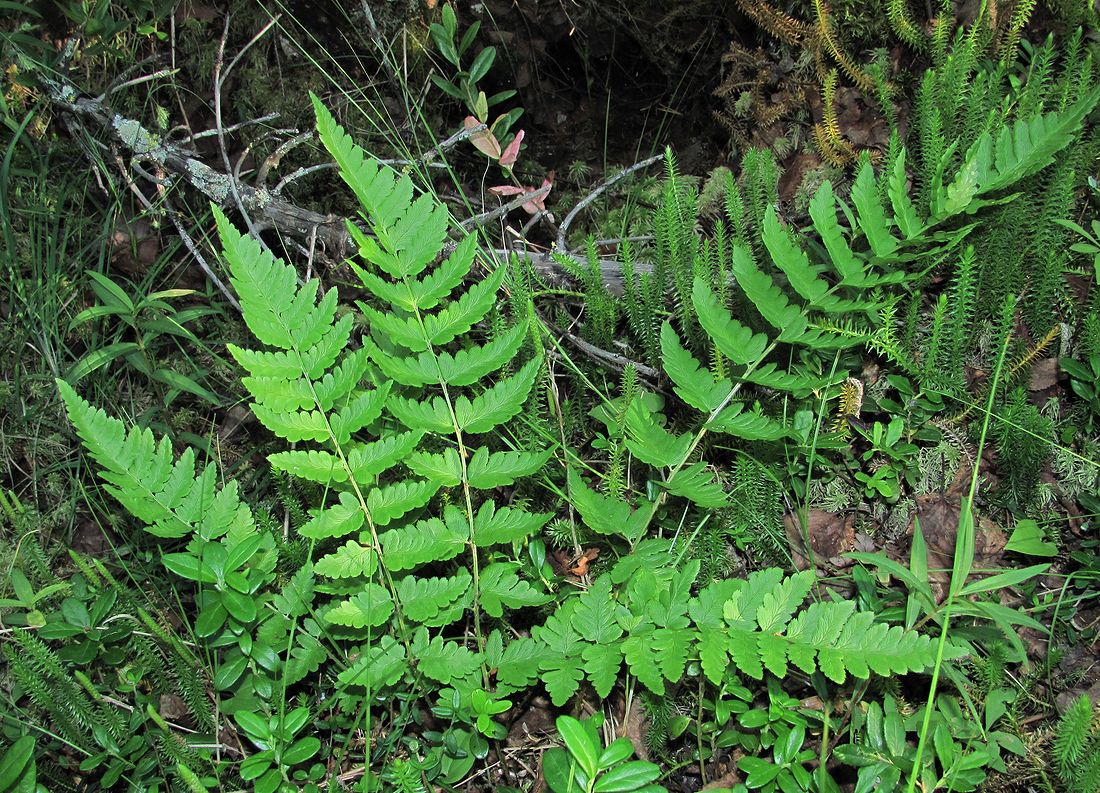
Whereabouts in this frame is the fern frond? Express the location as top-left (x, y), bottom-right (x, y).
top-left (715, 569), bottom-right (941, 683)
top-left (57, 380), bottom-right (254, 540)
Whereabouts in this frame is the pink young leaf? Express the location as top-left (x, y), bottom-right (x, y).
top-left (464, 116), bottom-right (501, 159)
top-left (499, 129), bottom-right (524, 169)
top-left (488, 184), bottom-right (526, 197)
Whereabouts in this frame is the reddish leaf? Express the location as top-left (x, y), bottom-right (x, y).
top-left (499, 129), bottom-right (524, 169)
top-left (464, 116), bottom-right (501, 159)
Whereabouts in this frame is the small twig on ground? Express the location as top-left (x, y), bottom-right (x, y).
top-left (359, 1), bottom-right (404, 99)
top-left (424, 121), bottom-right (486, 164)
top-left (256, 130), bottom-right (313, 186)
top-left (98, 67), bottom-right (177, 102)
top-left (186, 113), bottom-right (281, 143)
top-left (542, 313), bottom-right (659, 381)
top-left (460, 183), bottom-right (553, 231)
top-left (165, 201), bottom-right (241, 311)
top-left (213, 12), bottom-right (280, 239)
top-left (556, 152), bottom-right (664, 253)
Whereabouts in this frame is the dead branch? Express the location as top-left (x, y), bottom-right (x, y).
top-left (37, 73), bottom-right (653, 293)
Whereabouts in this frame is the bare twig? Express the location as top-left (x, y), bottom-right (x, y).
top-left (256, 130), bottom-right (313, 185)
top-left (543, 315), bottom-right (659, 381)
top-left (39, 73), bottom-right (654, 293)
top-left (98, 67), bottom-right (178, 102)
top-left (424, 121), bottom-right (487, 164)
top-left (556, 152), bottom-right (664, 252)
top-left (185, 112), bottom-right (281, 142)
top-left (213, 12), bottom-right (280, 239)
top-left (165, 200), bottom-right (241, 311)
top-left (460, 183), bottom-right (553, 231)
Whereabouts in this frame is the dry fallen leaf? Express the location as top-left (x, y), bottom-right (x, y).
top-left (784, 509), bottom-right (857, 569)
top-left (568, 547), bottom-right (599, 577)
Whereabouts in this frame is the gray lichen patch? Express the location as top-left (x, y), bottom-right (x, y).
top-left (186, 160), bottom-right (231, 203)
top-left (113, 116), bottom-right (163, 159)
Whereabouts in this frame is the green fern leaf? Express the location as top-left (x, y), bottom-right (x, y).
top-left (567, 468), bottom-right (650, 542)
top-left (949, 84), bottom-right (1100, 203)
top-left (325, 583), bottom-right (394, 628)
top-left (726, 627), bottom-right (766, 679)
top-left (314, 540), bottom-right (377, 579)
top-left (57, 380), bottom-right (251, 539)
top-left (420, 266), bottom-right (506, 347)
top-left (724, 568), bottom-right (786, 624)
top-left (743, 362), bottom-right (835, 393)
top-left (467, 447), bottom-right (553, 488)
top-left (267, 449), bottom-right (345, 484)
top-left (397, 569), bottom-right (472, 624)
top-left (286, 632), bottom-right (326, 686)
top-left (351, 233), bottom-right (476, 312)
top-left (379, 510), bottom-right (468, 571)
top-left (215, 207), bottom-right (338, 350)
top-left (707, 404), bottom-right (788, 441)
top-left (405, 448), bottom-right (464, 486)
top-left (433, 322), bottom-right (529, 387)
top-left (692, 278), bottom-right (769, 366)
top-left (622, 630), bottom-right (666, 695)
top-left (387, 394), bottom-right (454, 434)
top-left (299, 491), bottom-right (364, 539)
top-left (809, 182), bottom-right (866, 286)
top-left (582, 643), bottom-right (622, 699)
top-left (572, 577), bottom-right (626, 644)
top-left (697, 632), bottom-right (729, 685)
top-left (664, 462), bottom-right (728, 507)
top-left (479, 562), bottom-right (549, 617)
top-left (366, 479), bottom-right (440, 526)
top-left (763, 208), bottom-right (836, 307)
top-left (783, 600), bottom-right (853, 675)
top-left (336, 637), bottom-right (405, 689)
top-left (358, 306), bottom-right (428, 352)
top-left (652, 628), bottom-right (692, 684)
top-left (755, 570), bottom-right (814, 631)
top-left (225, 345), bottom-right (301, 379)
top-left (472, 501), bottom-right (552, 546)
top-left (542, 658), bottom-right (585, 706)
top-left (241, 376), bottom-right (315, 412)
top-left (660, 322), bottom-right (730, 412)
top-left (250, 405), bottom-right (330, 443)
top-left (413, 632), bottom-right (480, 685)
top-left (367, 322), bottom-right (527, 388)
top-left (851, 159), bottom-right (899, 258)
top-left (623, 396), bottom-right (693, 468)
top-left (731, 246), bottom-right (814, 343)
top-left (346, 430), bottom-right (425, 481)
top-left (690, 579), bottom-right (744, 628)
top-left (888, 151), bottom-right (922, 238)
top-left (494, 636), bottom-right (552, 692)
top-left (329, 384), bottom-right (391, 444)
top-left (452, 357), bottom-right (541, 434)
top-left (313, 96), bottom-right (449, 280)
top-left (272, 565), bottom-right (315, 618)
top-left (413, 234), bottom-right (478, 306)
top-left (721, 573), bottom-right (939, 684)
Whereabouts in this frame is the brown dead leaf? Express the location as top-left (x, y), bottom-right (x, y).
top-left (568, 548), bottom-right (599, 577)
top-left (1029, 357), bottom-right (1059, 391)
top-left (784, 509), bottom-right (856, 569)
top-left (912, 490), bottom-right (1006, 599)
top-left (623, 696), bottom-right (650, 762)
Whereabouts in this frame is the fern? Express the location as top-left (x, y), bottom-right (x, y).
top-left (530, 564), bottom-right (939, 706)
